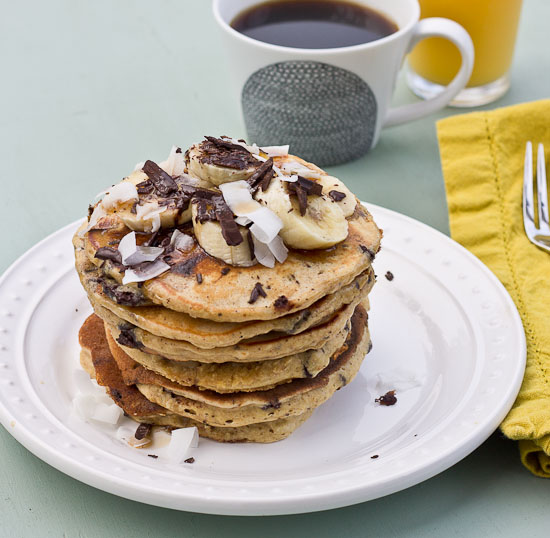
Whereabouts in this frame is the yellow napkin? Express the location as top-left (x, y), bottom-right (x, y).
top-left (437, 99), bottom-right (550, 478)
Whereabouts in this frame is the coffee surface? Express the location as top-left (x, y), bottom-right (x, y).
top-left (231, 0), bottom-right (398, 49)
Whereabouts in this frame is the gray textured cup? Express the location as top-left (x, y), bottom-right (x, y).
top-left (213, 0), bottom-right (474, 166)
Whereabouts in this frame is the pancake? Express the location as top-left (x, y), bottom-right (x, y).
top-left (79, 202), bottom-right (381, 322)
top-left (79, 315), bottom-right (313, 443)
top-left (107, 318), bottom-right (349, 393)
top-left (76, 239), bottom-right (373, 346)
top-left (111, 304), bottom-right (370, 428)
top-left (100, 296), bottom-right (362, 363)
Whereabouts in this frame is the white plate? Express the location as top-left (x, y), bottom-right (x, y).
top-left (0, 204), bottom-right (525, 516)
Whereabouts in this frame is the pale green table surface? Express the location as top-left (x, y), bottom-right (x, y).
top-left (1, 1), bottom-right (549, 536)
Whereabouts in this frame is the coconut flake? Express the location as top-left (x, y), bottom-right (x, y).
top-left (170, 229), bottom-right (194, 251)
top-left (177, 172), bottom-right (199, 186)
top-left (222, 136), bottom-right (260, 155)
top-left (280, 174), bottom-right (298, 183)
top-left (73, 369), bottom-right (98, 396)
top-left (118, 230), bottom-right (163, 266)
top-left (280, 162), bottom-right (322, 179)
top-left (167, 427), bottom-right (199, 463)
top-left (134, 161), bottom-right (145, 171)
top-left (159, 145), bottom-right (186, 177)
top-left (261, 145), bottom-right (289, 157)
top-left (220, 181), bottom-right (282, 244)
top-left (79, 204), bottom-right (107, 236)
top-left (235, 216), bottom-right (252, 226)
top-left (91, 402), bottom-right (123, 425)
top-left (122, 259), bottom-right (170, 284)
top-left (135, 202), bottom-right (167, 233)
top-left (266, 235), bottom-right (288, 264)
top-left (102, 182), bottom-right (139, 210)
top-left (72, 393), bottom-right (98, 421)
top-left (251, 234), bottom-right (275, 268)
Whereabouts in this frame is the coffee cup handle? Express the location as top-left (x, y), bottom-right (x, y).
top-left (384, 18), bottom-right (474, 127)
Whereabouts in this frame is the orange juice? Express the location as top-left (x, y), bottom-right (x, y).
top-left (408, 0), bottom-right (523, 88)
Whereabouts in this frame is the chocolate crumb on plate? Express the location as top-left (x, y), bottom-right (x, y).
top-left (135, 423), bottom-right (152, 440)
top-left (375, 390), bottom-right (397, 406)
top-left (385, 271), bottom-right (394, 281)
top-left (370, 455), bottom-right (379, 459)
top-left (184, 457), bottom-right (195, 464)
top-left (148, 454), bottom-right (158, 459)
top-left (248, 282), bottom-right (267, 304)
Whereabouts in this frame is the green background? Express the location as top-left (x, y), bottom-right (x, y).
top-left (1, 1), bottom-right (549, 536)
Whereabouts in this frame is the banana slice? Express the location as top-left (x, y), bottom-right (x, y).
top-left (316, 176), bottom-right (357, 218)
top-left (255, 176), bottom-right (348, 250)
top-left (186, 143), bottom-right (259, 186)
top-left (113, 171), bottom-right (192, 232)
top-left (191, 203), bottom-right (256, 267)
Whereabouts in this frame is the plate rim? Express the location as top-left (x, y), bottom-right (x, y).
top-left (0, 204), bottom-right (526, 515)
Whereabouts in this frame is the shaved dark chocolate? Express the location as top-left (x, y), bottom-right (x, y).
top-left (248, 282), bottom-right (267, 304)
top-left (246, 229), bottom-right (255, 258)
top-left (135, 423), bottom-right (152, 440)
top-left (385, 271), bottom-right (394, 281)
top-left (274, 295), bottom-right (290, 310)
top-left (95, 247), bottom-right (122, 265)
top-left (194, 199), bottom-right (217, 224)
top-left (198, 138), bottom-right (258, 170)
top-left (214, 198), bottom-right (243, 246)
top-left (87, 205), bottom-right (94, 220)
top-left (136, 179), bottom-right (155, 195)
top-left (287, 183), bottom-right (308, 216)
top-left (375, 390), bottom-right (397, 406)
top-left (148, 454), bottom-right (158, 459)
top-left (143, 160), bottom-right (178, 196)
top-left (329, 190), bottom-right (346, 202)
top-left (247, 157), bottom-right (273, 192)
top-left (360, 245), bottom-right (376, 260)
top-left (296, 176), bottom-right (323, 196)
top-left (175, 147), bottom-right (182, 154)
top-left (100, 281), bottom-right (145, 306)
top-left (184, 457), bottom-right (195, 464)
top-left (116, 326), bottom-right (143, 350)
top-left (205, 136), bottom-right (250, 153)
top-left (286, 176), bottom-right (323, 216)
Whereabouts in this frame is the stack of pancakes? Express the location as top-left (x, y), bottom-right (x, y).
top-left (74, 155), bottom-right (382, 443)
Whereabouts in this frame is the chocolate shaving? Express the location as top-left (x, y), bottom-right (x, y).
top-left (370, 455), bottom-right (379, 459)
top-left (87, 205), bottom-right (94, 220)
top-left (148, 454), bottom-right (158, 459)
top-left (175, 147), bottom-right (182, 154)
top-left (143, 160), bottom-right (178, 196)
top-left (287, 183), bottom-right (308, 216)
top-left (296, 176), bottom-right (323, 196)
top-left (196, 273), bottom-right (203, 284)
top-left (135, 423), bottom-right (152, 440)
top-left (100, 281), bottom-right (145, 306)
top-left (205, 136), bottom-right (249, 152)
top-left (385, 271), bottom-right (394, 281)
top-left (198, 138), bottom-right (258, 170)
top-left (246, 229), bottom-right (255, 259)
top-left (274, 295), bottom-right (290, 310)
top-left (248, 282), bottom-right (267, 304)
top-left (329, 190), bottom-right (346, 202)
top-left (286, 176), bottom-right (323, 216)
top-left (184, 457), bottom-right (195, 464)
top-left (95, 247), bottom-right (122, 265)
top-left (375, 390), bottom-right (397, 406)
top-left (136, 179), bottom-right (155, 195)
top-left (194, 199), bottom-right (217, 224)
top-left (214, 197), bottom-right (243, 246)
top-left (360, 245), bottom-right (376, 260)
top-left (247, 157), bottom-right (273, 192)
top-left (116, 327), bottom-right (143, 350)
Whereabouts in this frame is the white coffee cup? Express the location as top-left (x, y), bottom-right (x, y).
top-left (213, 0), bottom-right (474, 166)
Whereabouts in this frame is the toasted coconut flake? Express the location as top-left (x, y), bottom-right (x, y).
top-left (261, 145), bottom-right (289, 157)
top-left (167, 427), bottom-right (199, 463)
top-left (267, 235), bottom-right (288, 264)
top-left (170, 229), bottom-right (194, 251)
top-left (102, 182), bottom-right (139, 210)
top-left (122, 259), bottom-right (170, 284)
top-left (251, 234), bottom-right (275, 268)
top-left (280, 162), bottom-right (322, 179)
top-left (159, 145), bottom-right (186, 177)
top-left (220, 181), bottom-right (282, 244)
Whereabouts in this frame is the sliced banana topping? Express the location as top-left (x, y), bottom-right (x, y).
top-left (256, 175), bottom-right (348, 250)
top-left (316, 175), bottom-right (357, 218)
top-left (191, 202), bottom-right (255, 267)
top-left (186, 137), bottom-right (261, 186)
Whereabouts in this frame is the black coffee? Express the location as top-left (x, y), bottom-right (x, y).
top-left (231, 0), bottom-right (398, 49)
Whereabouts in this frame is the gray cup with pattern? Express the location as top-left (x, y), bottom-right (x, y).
top-left (214, 0), bottom-right (475, 167)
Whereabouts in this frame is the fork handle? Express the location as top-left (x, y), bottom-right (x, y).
top-left (384, 18), bottom-right (475, 127)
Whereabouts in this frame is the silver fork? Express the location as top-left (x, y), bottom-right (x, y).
top-left (523, 141), bottom-right (550, 252)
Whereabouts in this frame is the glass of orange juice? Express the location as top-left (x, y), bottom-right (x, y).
top-left (407, 0), bottom-right (523, 107)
